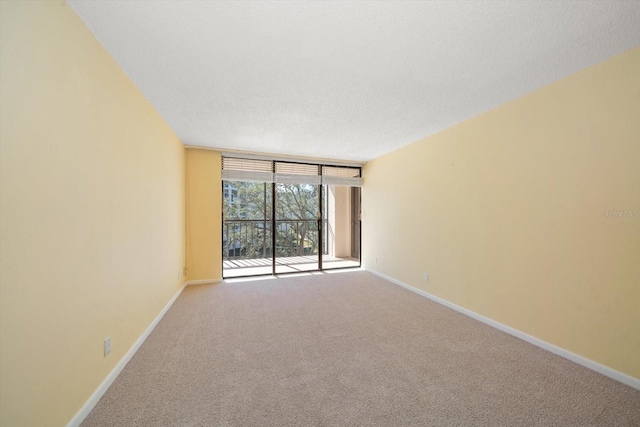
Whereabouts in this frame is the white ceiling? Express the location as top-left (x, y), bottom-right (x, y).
top-left (67, 1), bottom-right (640, 163)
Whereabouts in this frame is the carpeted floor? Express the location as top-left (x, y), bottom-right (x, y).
top-left (81, 270), bottom-right (640, 426)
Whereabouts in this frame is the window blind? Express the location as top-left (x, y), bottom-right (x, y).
top-left (222, 157), bottom-right (361, 186)
top-left (274, 162), bottom-right (321, 185)
top-left (221, 157), bottom-right (273, 182)
top-left (321, 166), bottom-right (362, 187)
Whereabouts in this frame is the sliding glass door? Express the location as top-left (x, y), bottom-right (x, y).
top-left (274, 182), bottom-right (320, 273)
top-left (222, 157), bottom-right (361, 278)
top-left (321, 184), bottom-right (361, 271)
top-left (222, 180), bottom-right (273, 277)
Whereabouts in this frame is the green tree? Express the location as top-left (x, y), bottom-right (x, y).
top-left (223, 181), bottom-right (271, 258)
top-left (275, 183), bottom-right (318, 256)
top-left (223, 181), bottom-right (321, 258)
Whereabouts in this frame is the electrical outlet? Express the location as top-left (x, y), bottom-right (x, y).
top-left (423, 273), bottom-right (428, 282)
top-left (375, 257), bottom-right (378, 264)
top-left (104, 337), bottom-right (111, 357)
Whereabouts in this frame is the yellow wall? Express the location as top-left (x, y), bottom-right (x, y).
top-left (0, 1), bottom-right (185, 425)
top-left (363, 47), bottom-right (640, 379)
top-left (185, 149), bottom-right (222, 282)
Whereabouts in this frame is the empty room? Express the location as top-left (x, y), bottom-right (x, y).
top-left (1, 1), bottom-right (639, 426)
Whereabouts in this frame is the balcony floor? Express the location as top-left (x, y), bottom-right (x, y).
top-left (223, 255), bottom-right (360, 278)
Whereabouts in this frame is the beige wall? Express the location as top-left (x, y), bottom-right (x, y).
top-left (325, 186), bottom-right (352, 258)
top-left (363, 47), bottom-right (640, 379)
top-left (0, 1), bottom-right (185, 425)
top-left (185, 149), bottom-right (222, 282)
top-left (333, 186), bottom-right (352, 258)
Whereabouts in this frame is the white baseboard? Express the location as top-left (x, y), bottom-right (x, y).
top-left (366, 268), bottom-right (640, 391)
top-left (67, 283), bottom-right (187, 427)
top-left (185, 278), bottom-right (222, 286)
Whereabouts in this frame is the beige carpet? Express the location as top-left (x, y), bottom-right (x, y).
top-left (82, 271), bottom-right (640, 426)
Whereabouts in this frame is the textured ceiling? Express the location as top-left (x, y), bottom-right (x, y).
top-left (67, 1), bottom-right (640, 163)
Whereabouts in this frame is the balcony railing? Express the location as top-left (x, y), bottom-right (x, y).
top-left (223, 219), bottom-right (329, 260)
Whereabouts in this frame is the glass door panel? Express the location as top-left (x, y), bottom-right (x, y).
top-left (274, 183), bottom-right (320, 274)
top-left (322, 185), bottom-right (361, 270)
top-left (222, 180), bottom-right (272, 278)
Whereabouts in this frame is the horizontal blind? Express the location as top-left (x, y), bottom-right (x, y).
top-left (220, 151), bottom-right (363, 168)
top-left (321, 166), bottom-right (362, 187)
top-left (222, 157), bottom-right (273, 182)
top-left (274, 162), bottom-right (321, 185)
top-left (222, 157), bottom-right (361, 186)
